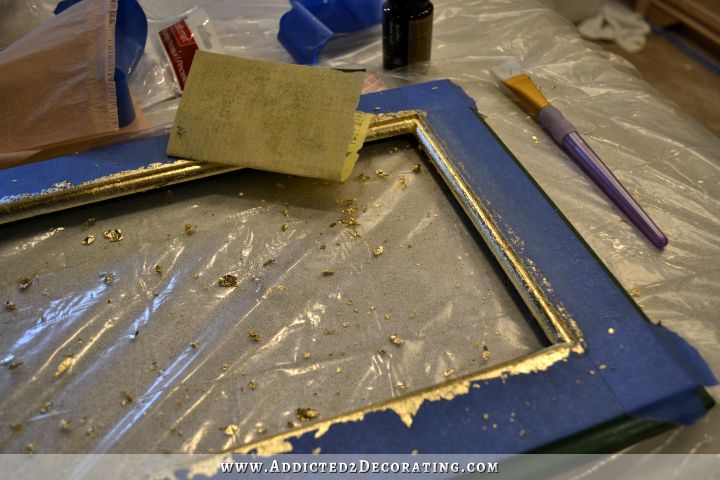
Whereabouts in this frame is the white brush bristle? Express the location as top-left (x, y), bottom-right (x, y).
top-left (490, 58), bottom-right (524, 81)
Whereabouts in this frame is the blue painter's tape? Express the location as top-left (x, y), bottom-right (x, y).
top-left (278, 0), bottom-right (383, 64)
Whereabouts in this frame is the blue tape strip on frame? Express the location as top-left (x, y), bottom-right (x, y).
top-left (0, 81), bottom-right (715, 453)
top-left (278, 0), bottom-right (383, 64)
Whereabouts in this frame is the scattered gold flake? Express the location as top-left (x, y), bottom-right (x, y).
top-left (396, 380), bottom-right (406, 390)
top-left (336, 367), bottom-right (343, 373)
top-left (238, 192), bottom-right (245, 197)
top-left (103, 229), bottom-right (123, 242)
top-left (154, 265), bottom-right (162, 274)
top-left (121, 392), bottom-right (133, 406)
top-left (348, 230), bottom-right (361, 238)
top-left (296, 407), bottom-right (319, 422)
top-left (588, 369), bottom-right (596, 376)
top-left (248, 331), bottom-right (261, 342)
top-left (192, 273), bottom-right (200, 279)
top-left (303, 352), bottom-right (311, 359)
top-left (281, 223), bottom-right (289, 231)
top-left (357, 173), bottom-right (370, 182)
top-left (83, 235), bottom-right (95, 245)
top-left (255, 424), bottom-right (268, 434)
top-left (282, 207), bottom-right (289, 217)
top-left (482, 345), bottom-right (490, 362)
top-left (482, 413), bottom-right (490, 420)
top-left (518, 429), bottom-right (527, 438)
top-left (608, 327), bottom-right (615, 335)
top-left (276, 284), bottom-right (288, 291)
top-left (411, 164), bottom-right (421, 173)
top-left (312, 447), bottom-right (322, 455)
top-left (53, 355), bottom-right (74, 379)
top-left (10, 423), bottom-right (24, 432)
top-left (18, 277), bottom-right (33, 290)
top-left (218, 275), bottom-right (239, 287)
top-left (103, 274), bottom-right (114, 284)
top-left (223, 424), bottom-right (240, 436)
top-left (443, 369), bottom-right (454, 377)
top-left (377, 348), bottom-right (386, 355)
top-left (629, 288), bottom-right (641, 297)
top-left (184, 224), bottom-right (197, 234)
top-left (599, 364), bottom-right (607, 370)
top-left (323, 328), bottom-right (336, 335)
top-left (372, 246), bottom-right (384, 257)
top-left (222, 363), bottom-right (229, 371)
top-left (249, 380), bottom-right (258, 390)
top-left (531, 135), bottom-right (540, 144)
top-left (39, 401), bottom-right (52, 413)
top-left (59, 419), bottom-right (72, 432)
top-left (5, 300), bottom-right (16, 311)
top-left (82, 218), bottom-right (96, 230)
top-left (397, 177), bottom-right (407, 189)
top-left (263, 258), bottom-right (275, 267)
top-left (7, 361), bottom-right (22, 370)
top-left (341, 207), bottom-right (357, 216)
top-left (26, 442), bottom-right (36, 454)
top-left (375, 169), bottom-right (390, 177)
top-left (322, 269), bottom-right (334, 276)
top-left (389, 335), bottom-right (404, 346)
top-left (319, 244), bottom-right (326, 250)
top-left (342, 322), bottom-right (350, 328)
top-left (384, 313), bottom-right (392, 320)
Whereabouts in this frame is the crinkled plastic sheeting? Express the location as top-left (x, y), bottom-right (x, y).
top-left (1, 0), bottom-right (719, 459)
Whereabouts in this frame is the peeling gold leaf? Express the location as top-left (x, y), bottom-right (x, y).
top-left (218, 275), bottom-right (239, 287)
top-left (103, 229), bottom-right (123, 242)
top-left (53, 355), bottom-right (74, 380)
top-left (296, 407), bottom-right (319, 422)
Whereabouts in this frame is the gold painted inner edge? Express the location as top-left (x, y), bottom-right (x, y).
top-left (1, 111), bottom-right (584, 454)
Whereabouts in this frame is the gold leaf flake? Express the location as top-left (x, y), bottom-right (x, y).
top-left (255, 424), bottom-right (268, 434)
top-left (5, 300), bottom-right (16, 311)
top-left (629, 288), bottom-right (640, 297)
top-left (103, 274), bottom-right (114, 284)
top-left (482, 345), bottom-right (490, 362)
top-left (336, 367), bottom-right (343, 373)
top-left (184, 224), bottom-right (197, 234)
top-left (276, 284), bottom-right (288, 291)
top-left (59, 419), bottom-right (71, 432)
top-left (282, 207), bottom-right (289, 217)
top-left (303, 352), bottom-right (311, 359)
top-left (121, 392), bottom-right (133, 406)
top-left (348, 230), bottom-right (361, 238)
top-left (248, 331), bottom-right (261, 342)
top-left (39, 401), bottom-right (52, 413)
top-left (222, 363), bottom-right (229, 371)
top-left (389, 335), bottom-right (404, 346)
top-left (397, 177), bottom-right (407, 189)
top-left (26, 443), bottom-right (36, 454)
top-left (396, 380), bottom-right (406, 390)
top-left (218, 275), bottom-right (239, 287)
top-left (103, 229), bottom-right (123, 242)
top-left (411, 164), bottom-right (421, 173)
top-left (154, 265), bottom-right (162, 274)
top-left (18, 277), bottom-right (32, 290)
top-left (322, 269), bottom-right (334, 276)
top-left (281, 223), bottom-right (289, 231)
top-left (249, 380), bottom-right (258, 390)
top-left (223, 425), bottom-right (240, 436)
top-left (342, 322), bottom-right (349, 328)
top-left (608, 327), bottom-right (615, 335)
top-left (312, 447), bottom-right (321, 455)
top-left (357, 173), bottom-right (370, 182)
top-left (53, 355), bottom-right (74, 379)
top-left (83, 235), bottom-right (95, 245)
top-left (443, 369), bottom-right (454, 377)
top-left (238, 192), bottom-right (245, 197)
top-left (372, 246), bottom-right (384, 257)
top-left (10, 423), bottom-right (24, 432)
top-left (375, 169), bottom-right (390, 177)
top-left (82, 218), bottom-right (96, 230)
top-left (323, 328), bottom-right (336, 335)
top-left (263, 258), bottom-right (275, 267)
top-left (296, 408), bottom-right (319, 422)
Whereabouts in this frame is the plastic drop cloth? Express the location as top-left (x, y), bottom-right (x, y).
top-left (2, 0), bottom-right (720, 459)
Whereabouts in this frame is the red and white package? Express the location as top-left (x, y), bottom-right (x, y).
top-left (130, 7), bottom-right (222, 111)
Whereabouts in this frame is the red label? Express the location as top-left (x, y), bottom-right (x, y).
top-left (159, 19), bottom-right (199, 90)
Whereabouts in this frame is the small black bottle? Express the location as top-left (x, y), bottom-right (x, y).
top-left (382, 0), bottom-right (434, 70)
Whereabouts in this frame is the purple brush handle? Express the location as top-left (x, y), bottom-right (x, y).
top-left (539, 106), bottom-right (668, 249)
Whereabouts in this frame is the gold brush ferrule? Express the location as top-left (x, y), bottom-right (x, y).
top-left (503, 74), bottom-right (550, 116)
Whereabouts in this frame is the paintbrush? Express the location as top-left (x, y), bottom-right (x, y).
top-left (491, 59), bottom-right (668, 249)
